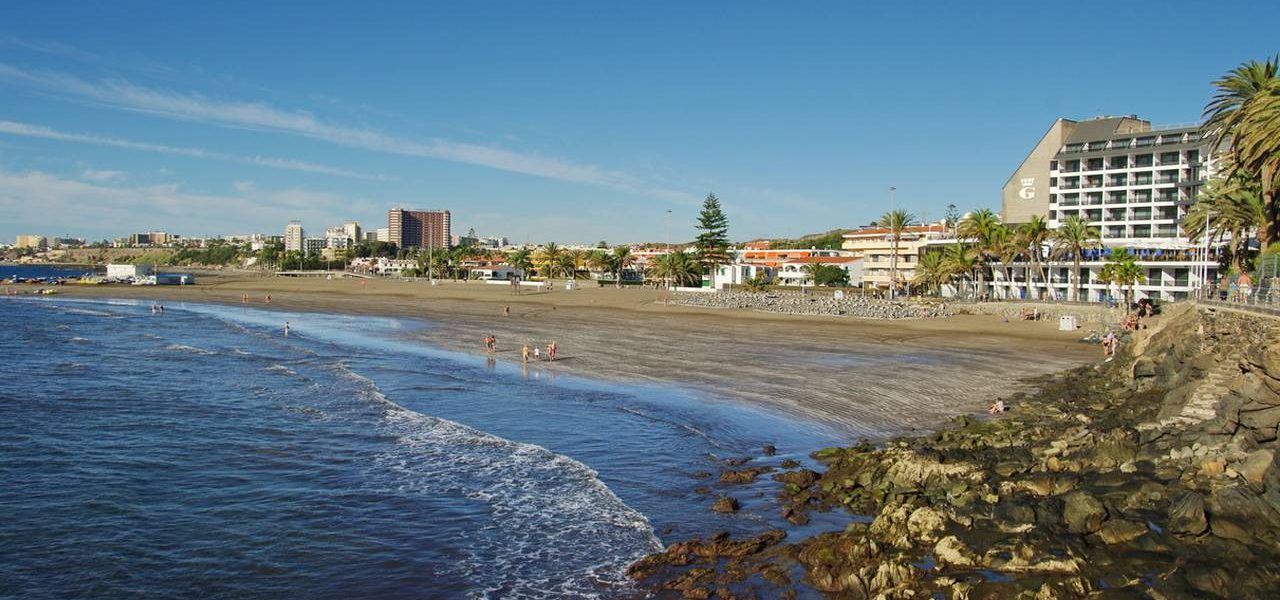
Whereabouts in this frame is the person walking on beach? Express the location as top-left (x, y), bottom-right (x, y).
top-left (1239, 272), bottom-right (1253, 303)
top-left (241, 294), bottom-right (248, 304)
top-left (548, 341), bottom-right (557, 362)
top-left (504, 305), bottom-right (511, 317)
top-left (265, 294), bottom-right (271, 304)
top-left (1102, 331), bottom-right (1117, 361)
top-left (521, 343), bottom-right (530, 363)
top-left (284, 321), bottom-right (290, 337)
top-left (533, 346), bottom-right (541, 361)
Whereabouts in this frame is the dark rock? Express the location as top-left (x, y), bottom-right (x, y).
top-left (762, 444), bottom-right (777, 456)
top-left (772, 469), bottom-right (820, 488)
top-left (1097, 519), bottom-right (1147, 544)
top-left (1132, 356), bottom-right (1157, 378)
top-left (723, 457), bottom-right (753, 467)
top-left (720, 467), bottom-right (773, 484)
top-left (779, 458), bottom-right (800, 469)
top-left (712, 496), bottom-right (740, 513)
top-left (690, 471), bottom-right (712, 479)
top-left (1061, 491), bottom-right (1108, 534)
top-left (1169, 491), bottom-right (1208, 536)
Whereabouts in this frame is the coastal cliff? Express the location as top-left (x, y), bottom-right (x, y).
top-left (630, 303), bottom-right (1280, 599)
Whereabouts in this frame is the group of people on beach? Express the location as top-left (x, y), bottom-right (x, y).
top-left (520, 341), bottom-right (557, 363)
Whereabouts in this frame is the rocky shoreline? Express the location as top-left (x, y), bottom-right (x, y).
top-left (671, 291), bottom-right (953, 320)
top-left (630, 303), bottom-right (1280, 598)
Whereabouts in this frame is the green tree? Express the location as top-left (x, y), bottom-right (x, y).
top-left (1203, 55), bottom-right (1280, 246)
top-left (507, 248), bottom-right (533, 277)
top-left (913, 251), bottom-right (949, 297)
top-left (1016, 215), bottom-right (1051, 300)
top-left (693, 193), bottom-right (731, 272)
top-left (802, 263), bottom-right (849, 287)
top-left (941, 242), bottom-right (978, 298)
top-left (876, 209), bottom-right (918, 299)
top-left (1184, 175), bottom-right (1266, 273)
top-left (957, 208), bottom-right (1005, 300)
top-left (943, 204), bottom-right (961, 237)
top-left (647, 251), bottom-right (702, 287)
top-left (535, 242), bottom-right (564, 280)
top-left (610, 246), bottom-right (634, 287)
top-left (1101, 249), bottom-right (1147, 307)
top-left (1050, 216), bottom-right (1102, 302)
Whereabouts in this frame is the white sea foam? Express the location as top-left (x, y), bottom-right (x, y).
top-left (265, 364), bottom-right (298, 376)
top-left (331, 362), bottom-right (662, 599)
top-left (165, 344), bottom-right (217, 356)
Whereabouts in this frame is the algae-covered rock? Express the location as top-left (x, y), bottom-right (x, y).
top-left (1061, 491), bottom-right (1108, 534)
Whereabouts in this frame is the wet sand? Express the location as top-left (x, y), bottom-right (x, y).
top-left (44, 274), bottom-right (1096, 437)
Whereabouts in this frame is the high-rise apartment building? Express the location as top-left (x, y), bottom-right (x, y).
top-left (995, 115), bottom-right (1222, 302)
top-left (387, 208), bottom-right (451, 249)
top-left (284, 221), bottom-right (304, 252)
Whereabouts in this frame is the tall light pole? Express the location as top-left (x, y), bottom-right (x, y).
top-left (888, 186), bottom-right (898, 299)
top-left (665, 209), bottom-right (673, 290)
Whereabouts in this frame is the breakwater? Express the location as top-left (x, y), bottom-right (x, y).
top-left (671, 291), bottom-right (953, 319)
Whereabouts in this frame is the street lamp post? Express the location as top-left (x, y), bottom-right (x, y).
top-left (1201, 211), bottom-right (1214, 299)
top-left (888, 186), bottom-right (898, 299)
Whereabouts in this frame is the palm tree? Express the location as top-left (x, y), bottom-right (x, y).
top-left (1203, 56), bottom-right (1280, 246)
top-left (507, 248), bottom-right (533, 278)
top-left (876, 209), bottom-right (917, 299)
top-left (957, 208), bottom-right (1004, 300)
top-left (1050, 216), bottom-right (1102, 302)
top-left (991, 226), bottom-right (1022, 300)
top-left (610, 246), bottom-right (633, 288)
top-left (1017, 215), bottom-right (1051, 301)
top-left (913, 251), bottom-right (949, 297)
top-left (1102, 249), bottom-right (1146, 307)
top-left (536, 243), bottom-right (564, 281)
top-left (647, 251), bottom-right (701, 287)
top-left (1184, 175), bottom-right (1266, 273)
top-left (941, 243), bottom-right (978, 298)
top-left (587, 249), bottom-right (610, 279)
top-left (564, 249), bottom-right (586, 280)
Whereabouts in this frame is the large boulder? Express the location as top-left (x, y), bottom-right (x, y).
top-left (1097, 519), bottom-right (1148, 545)
top-left (1168, 491), bottom-right (1208, 536)
top-left (1061, 491), bottom-right (1108, 534)
top-left (1238, 449), bottom-right (1275, 488)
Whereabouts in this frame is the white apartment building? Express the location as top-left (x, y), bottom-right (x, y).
top-left (303, 237), bottom-right (327, 256)
top-left (284, 221), bottom-right (304, 252)
top-left (998, 116), bottom-right (1220, 302)
top-left (842, 224), bottom-right (949, 292)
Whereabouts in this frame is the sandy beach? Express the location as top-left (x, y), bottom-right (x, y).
top-left (44, 273), bottom-right (1096, 437)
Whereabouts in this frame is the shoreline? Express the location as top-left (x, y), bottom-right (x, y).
top-left (26, 274), bottom-right (1097, 437)
top-left (630, 303), bottom-right (1280, 598)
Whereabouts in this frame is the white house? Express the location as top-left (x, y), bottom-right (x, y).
top-left (471, 266), bottom-right (522, 281)
top-left (775, 256), bottom-right (864, 287)
top-left (106, 264), bottom-right (154, 281)
top-left (710, 263), bottom-right (777, 290)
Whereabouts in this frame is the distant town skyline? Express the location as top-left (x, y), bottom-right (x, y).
top-left (1, 1), bottom-right (1277, 243)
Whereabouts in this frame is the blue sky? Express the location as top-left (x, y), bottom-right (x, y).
top-left (1, 1), bottom-right (1276, 244)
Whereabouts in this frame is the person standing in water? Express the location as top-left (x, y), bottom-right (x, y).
top-left (521, 343), bottom-right (530, 363)
top-left (284, 321), bottom-right (290, 337)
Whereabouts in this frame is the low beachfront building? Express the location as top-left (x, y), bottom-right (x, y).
top-left (471, 266), bottom-right (522, 281)
top-left (106, 263), bottom-right (154, 281)
top-left (776, 256), bottom-right (864, 287)
top-left (842, 224), bottom-right (949, 293)
top-left (709, 263), bottom-right (776, 290)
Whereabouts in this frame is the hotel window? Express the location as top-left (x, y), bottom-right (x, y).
top-left (1132, 225), bottom-right (1152, 237)
top-left (1186, 149), bottom-right (1199, 163)
top-left (1050, 177), bottom-right (1057, 187)
top-left (1134, 154), bottom-right (1154, 167)
top-left (1050, 160), bottom-right (1059, 171)
top-left (1086, 158), bottom-right (1104, 170)
top-left (1106, 208), bottom-right (1126, 221)
top-left (1085, 209), bottom-right (1102, 221)
top-left (1106, 225), bottom-right (1125, 238)
top-left (1108, 191), bottom-right (1127, 203)
top-left (1049, 210), bottom-right (1058, 220)
top-left (1109, 155), bottom-right (1128, 169)
top-left (1086, 192), bottom-right (1103, 205)
top-left (1132, 208), bottom-right (1152, 220)
top-left (1160, 151), bottom-right (1180, 164)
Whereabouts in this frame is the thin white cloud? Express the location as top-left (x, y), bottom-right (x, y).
top-left (0, 63), bottom-right (695, 201)
top-left (0, 168), bottom-right (378, 237)
top-left (0, 119), bottom-right (389, 181)
top-left (80, 168), bottom-right (127, 182)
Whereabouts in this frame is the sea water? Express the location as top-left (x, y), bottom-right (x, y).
top-left (0, 297), bottom-right (845, 599)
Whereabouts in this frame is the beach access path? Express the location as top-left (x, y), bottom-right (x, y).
top-left (50, 274), bottom-right (1096, 437)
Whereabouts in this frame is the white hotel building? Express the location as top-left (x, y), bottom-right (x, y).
top-left (998, 116), bottom-right (1221, 302)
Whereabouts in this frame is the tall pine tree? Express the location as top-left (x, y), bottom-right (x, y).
top-left (694, 193), bottom-right (730, 271)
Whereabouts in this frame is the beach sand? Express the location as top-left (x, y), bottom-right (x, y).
top-left (50, 274), bottom-right (1096, 437)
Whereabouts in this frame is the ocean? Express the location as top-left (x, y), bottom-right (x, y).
top-left (0, 293), bottom-right (847, 599)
